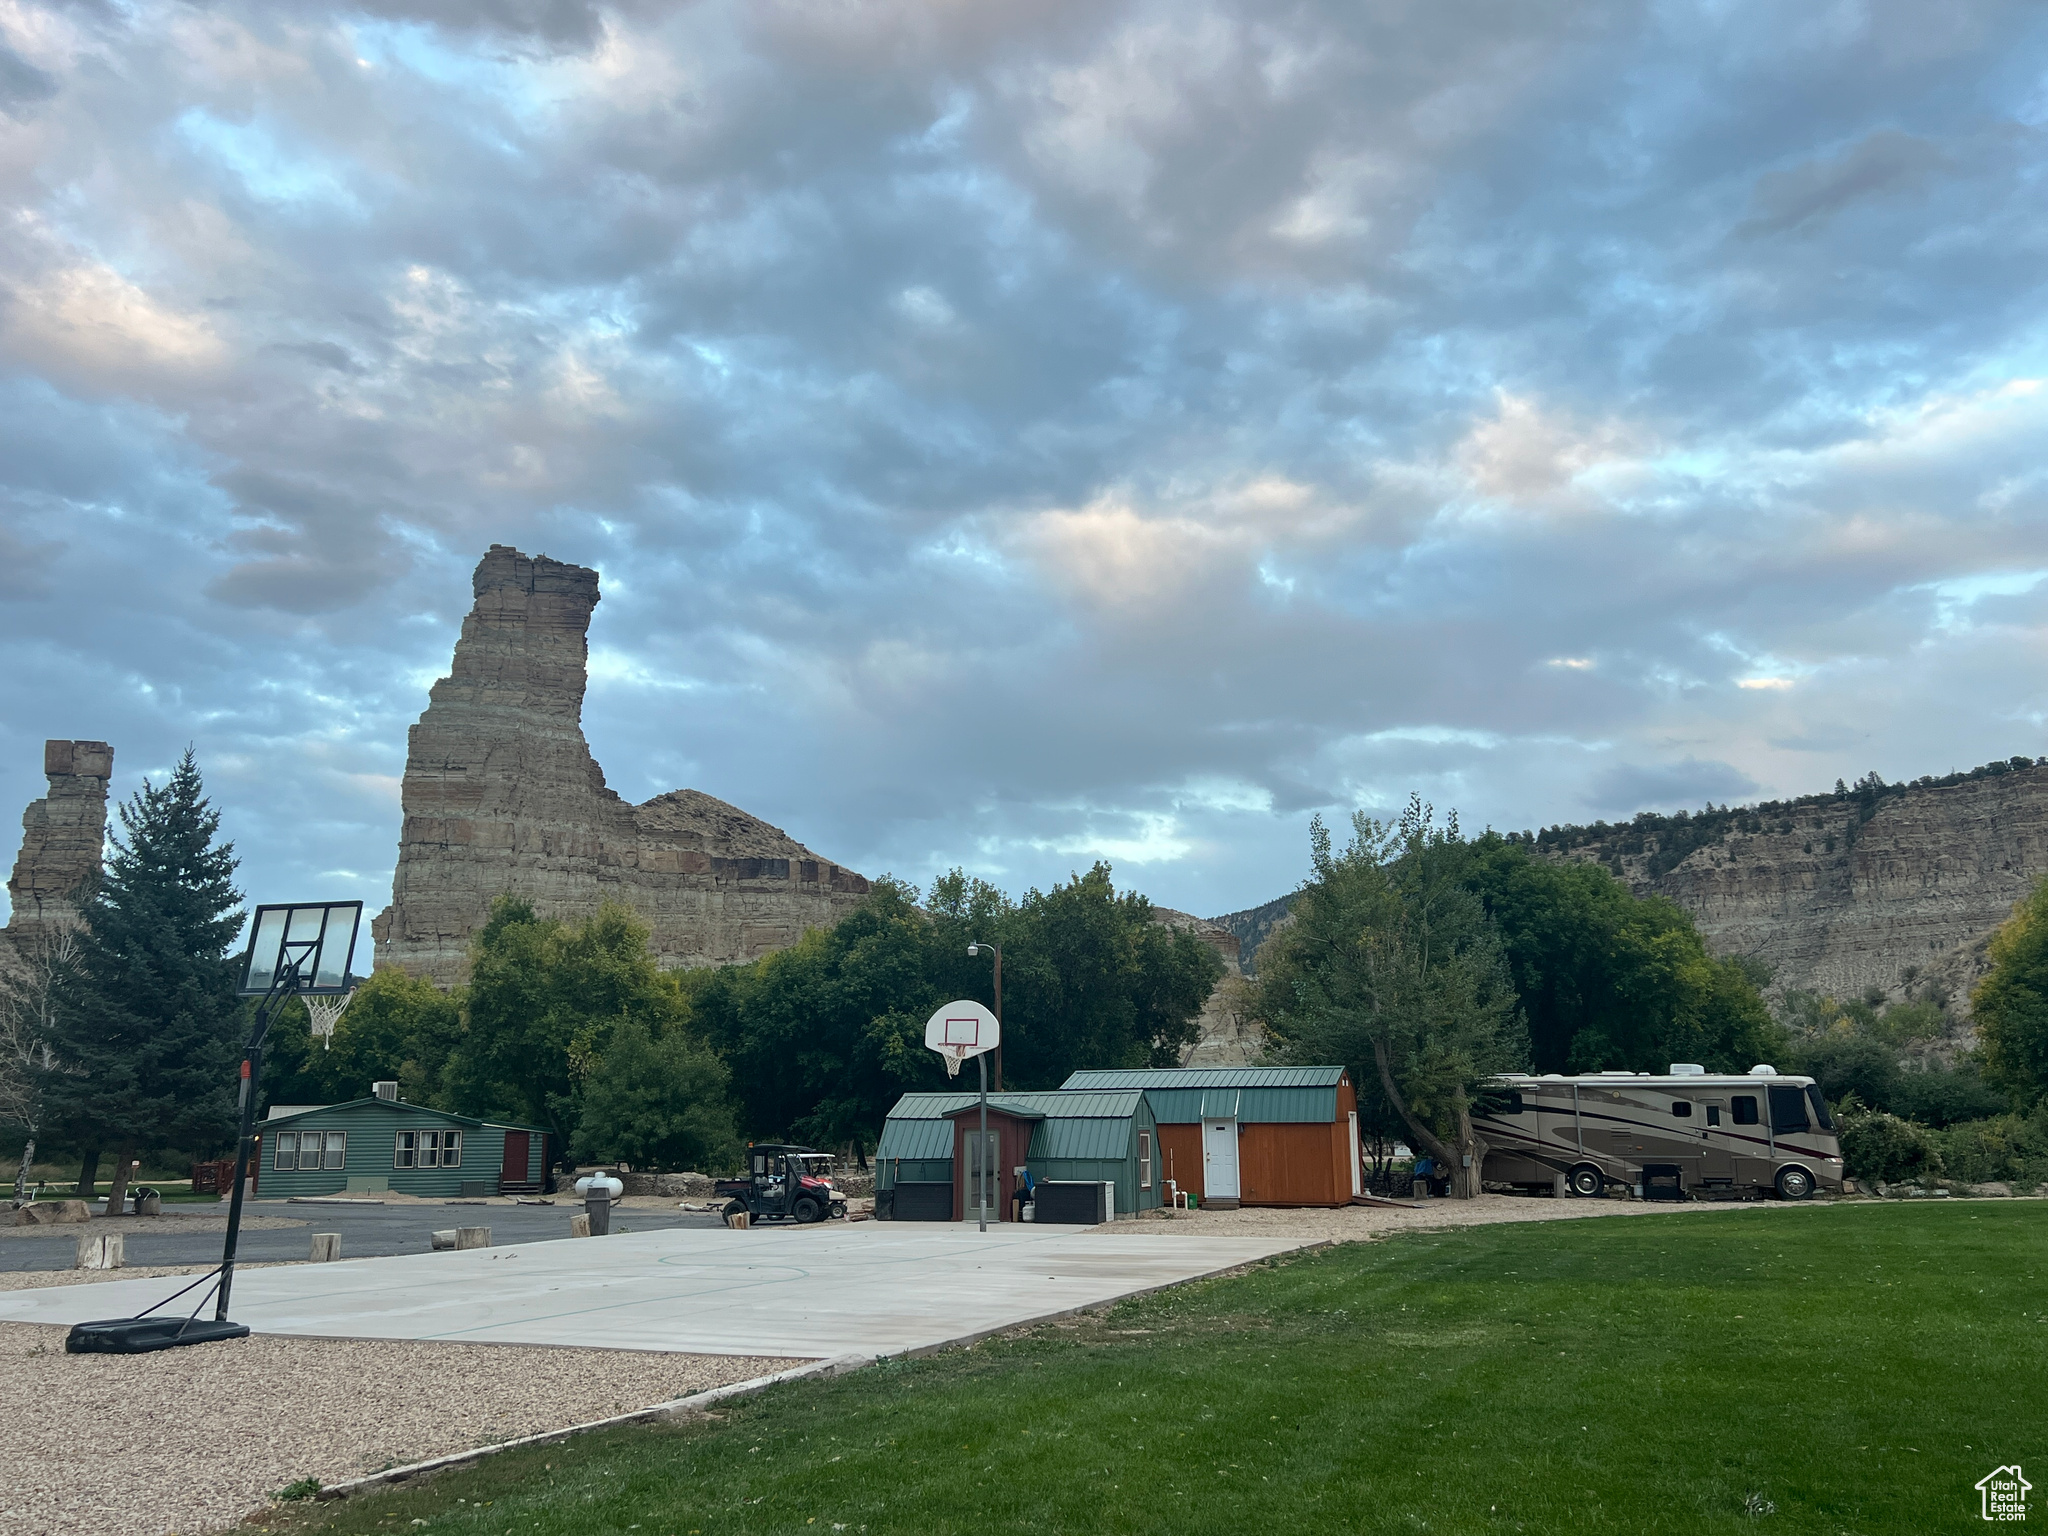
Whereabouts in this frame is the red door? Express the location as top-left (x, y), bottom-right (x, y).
top-left (501, 1131), bottom-right (530, 1186)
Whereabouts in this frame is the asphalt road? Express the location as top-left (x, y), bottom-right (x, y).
top-left (0, 1200), bottom-right (724, 1272)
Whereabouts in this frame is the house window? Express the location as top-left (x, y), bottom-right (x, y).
top-left (395, 1131), bottom-right (417, 1169)
top-left (1670, 1101), bottom-right (1692, 1118)
top-left (273, 1132), bottom-right (298, 1171)
top-left (323, 1132), bottom-right (347, 1170)
top-left (1139, 1131), bottom-right (1153, 1190)
top-left (1731, 1095), bottom-right (1759, 1125)
top-left (297, 1131), bottom-right (343, 1171)
top-left (419, 1129), bottom-right (462, 1168)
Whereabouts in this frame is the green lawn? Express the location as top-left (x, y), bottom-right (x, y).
top-left (269, 1204), bottom-right (2045, 1535)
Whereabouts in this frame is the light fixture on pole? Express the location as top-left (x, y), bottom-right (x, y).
top-left (966, 941), bottom-right (1002, 1092)
top-left (66, 900), bottom-right (363, 1354)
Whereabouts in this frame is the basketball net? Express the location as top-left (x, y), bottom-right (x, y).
top-left (941, 1049), bottom-right (965, 1079)
top-left (305, 989), bottom-right (356, 1051)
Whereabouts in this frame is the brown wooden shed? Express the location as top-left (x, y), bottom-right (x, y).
top-left (1059, 1067), bottom-right (1360, 1208)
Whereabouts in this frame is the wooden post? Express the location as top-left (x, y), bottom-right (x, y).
top-left (309, 1232), bottom-right (342, 1262)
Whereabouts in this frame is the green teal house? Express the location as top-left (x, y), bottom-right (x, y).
top-left (875, 1089), bottom-right (1162, 1222)
top-left (258, 1087), bottom-right (548, 1199)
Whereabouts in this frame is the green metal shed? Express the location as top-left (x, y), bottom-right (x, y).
top-left (876, 1089), bottom-right (1161, 1221)
top-left (257, 1096), bottom-right (548, 1199)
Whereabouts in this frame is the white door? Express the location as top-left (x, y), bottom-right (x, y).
top-left (1348, 1111), bottom-right (1362, 1196)
top-left (1203, 1119), bottom-right (1240, 1200)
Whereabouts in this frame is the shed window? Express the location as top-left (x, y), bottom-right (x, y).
top-left (394, 1131), bottom-right (417, 1169)
top-left (1139, 1131), bottom-right (1153, 1190)
top-left (273, 1132), bottom-right (298, 1171)
top-left (1670, 1101), bottom-right (1692, 1118)
top-left (1731, 1096), bottom-right (1759, 1125)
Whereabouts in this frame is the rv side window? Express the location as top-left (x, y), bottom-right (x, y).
top-left (1705, 1105), bottom-right (1721, 1127)
top-left (1501, 1092), bottom-right (1525, 1115)
top-left (1731, 1096), bottom-right (1759, 1125)
top-left (1768, 1086), bottom-right (1811, 1134)
top-left (1670, 1101), bottom-right (1692, 1118)
top-left (1805, 1085), bottom-right (1835, 1131)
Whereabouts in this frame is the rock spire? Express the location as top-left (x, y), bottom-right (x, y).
top-left (5, 739), bottom-right (113, 942)
top-left (373, 546), bottom-right (869, 983)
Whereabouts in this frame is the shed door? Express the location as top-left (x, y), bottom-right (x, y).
top-left (1203, 1119), bottom-right (1240, 1200)
top-left (501, 1130), bottom-right (530, 1182)
top-left (1348, 1112), bottom-right (1362, 1197)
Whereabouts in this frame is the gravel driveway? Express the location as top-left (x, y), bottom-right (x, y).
top-left (0, 1270), bottom-right (788, 1536)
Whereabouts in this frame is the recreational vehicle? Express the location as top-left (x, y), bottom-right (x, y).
top-left (1472, 1065), bottom-right (1843, 1201)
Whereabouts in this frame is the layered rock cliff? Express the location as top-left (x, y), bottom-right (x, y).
top-left (1151, 907), bottom-right (1260, 1065)
top-left (1544, 762), bottom-right (2048, 1012)
top-left (3, 739), bottom-right (112, 947)
top-left (373, 546), bottom-right (869, 983)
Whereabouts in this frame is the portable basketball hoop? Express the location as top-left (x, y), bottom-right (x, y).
top-left (66, 900), bottom-right (363, 1356)
top-left (926, 1001), bottom-right (1000, 1231)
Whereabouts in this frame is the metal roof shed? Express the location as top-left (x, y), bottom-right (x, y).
top-left (1059, 1066), bottom-right (1359, 1209)
top-left (875, 1089), bottom-right (1162, 1222)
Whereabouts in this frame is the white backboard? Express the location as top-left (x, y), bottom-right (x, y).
top-left (925, 1000), bottom-right (1000, 1065)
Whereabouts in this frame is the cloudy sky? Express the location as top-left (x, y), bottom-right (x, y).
top-left (3, 0), bottom-right (2046, 948)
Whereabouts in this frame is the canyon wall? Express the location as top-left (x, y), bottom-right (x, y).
top-left (372, 546), bottom-right (869, 984)
top-left (2, 739), bottom-right (112, 960)
top-left (1152, 907), bottom-right (1261, 1065)
top-left (1551, 764), bottom-right (2048, 1012)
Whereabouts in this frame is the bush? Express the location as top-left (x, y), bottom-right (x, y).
top-left (1833, 1095), bottom-right (1943, 1184)
top-left (1927, 1112), bottom-right (2048, 1187)
top-left (1888, 1063), bottom-right (2008, 1128)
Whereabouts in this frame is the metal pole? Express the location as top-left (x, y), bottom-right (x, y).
top-left (992, 946), bottom-right (1003, 1092)
top-left (217, 956), bottom-right (304, 1321)
top-left (977, 1050), bottom-right (988, 1233)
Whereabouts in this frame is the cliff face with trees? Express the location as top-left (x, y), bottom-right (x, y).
top-left (1530, 758), bottom-right (2048, 1016)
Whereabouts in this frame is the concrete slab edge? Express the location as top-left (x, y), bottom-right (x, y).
top-left (308, 1353), bottom-right (873, 1504)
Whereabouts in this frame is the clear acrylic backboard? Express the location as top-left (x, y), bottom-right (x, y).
top-left (238, 901), bottom-right (362, 996)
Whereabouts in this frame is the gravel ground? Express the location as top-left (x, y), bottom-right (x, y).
top-left (0, 1273), bottom-right (790, 1536)
top-left (1097, 1190), bottom-right (1833, 1243)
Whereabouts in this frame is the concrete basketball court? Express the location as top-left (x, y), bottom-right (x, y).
top-left (0, 1222), bottom-right (1310, 1358)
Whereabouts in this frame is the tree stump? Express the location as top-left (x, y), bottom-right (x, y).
top-left (430, 1228), bottom-right (458, 1250)
top-left (77, 1232), bottom-right (123, 1269)
top-left (454, 1226), bottom-right (490, 1250)
top-left (309, 1232), bottom-right (342, 1262)
top-left (570, 1213), bottom-right (591, 1237)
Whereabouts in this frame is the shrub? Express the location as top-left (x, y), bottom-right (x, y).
top-left (1927, 1112), bottom-right (2048, 1187)
top-left (1833, 1095), bottom-right (1943, 1184)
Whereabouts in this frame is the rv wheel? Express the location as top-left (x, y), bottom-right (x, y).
top-left (1566, 1165), bottom-right (1605, 1198)
top-left (1775, 1166), bottom-right (1815, 1201)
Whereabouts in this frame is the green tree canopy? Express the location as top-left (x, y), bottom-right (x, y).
top-left (1975, 878), bottom-right (2048, 1105)
top-left (259, 965), bottom-right (462, 1111)
top-left (41, 749), bottom-right (244, 1205)
top-left (446, 898), bottom-right (694, 1144)
top-left (1257, 800), bottom-right (1528, 1198)
top-left (572, 1015), bottom-right (739, 1172)
top-left (1456, 834), bottom-right (1783, 1073)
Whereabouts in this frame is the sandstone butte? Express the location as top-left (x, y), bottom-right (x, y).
top-left (369, 545), bottom-right (873, 985)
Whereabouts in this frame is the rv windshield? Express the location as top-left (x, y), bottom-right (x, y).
top-left (1805, 1084), bottom-right (1835, 1131)
top-left (1767, 1085), bottom-right (1811, 1135)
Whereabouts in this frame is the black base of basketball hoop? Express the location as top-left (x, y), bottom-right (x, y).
top-left (65, 1316), bottom-right (251, 1354)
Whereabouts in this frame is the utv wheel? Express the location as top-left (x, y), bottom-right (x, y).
top-left (793, 1196), bottom-right (824, 1224)
top-left (829, 1201), bottom-right (848, 1220)
top-left (1566, 1165), bottom-right (1605, 1198)
top-left (722, 1200), bottom-right (746, 1221)
top-left (1775, 1166), bottom-right (1815, 1201)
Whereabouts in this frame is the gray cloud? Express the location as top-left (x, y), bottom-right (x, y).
top-left (0, 0), bottom-right (2045, 927)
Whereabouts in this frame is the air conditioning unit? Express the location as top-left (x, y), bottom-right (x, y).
top-left (372, 1080), bottom-right (399, 1101)
top-left (1669, 1063), bottom-right (1706, 1076)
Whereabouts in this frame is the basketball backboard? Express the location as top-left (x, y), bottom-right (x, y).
top-left (924, 1000), bottom-right (1000, 1078)
top-left (238, 902), bottom-right (362, 996)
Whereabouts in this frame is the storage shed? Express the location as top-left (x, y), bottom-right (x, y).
top-left (256, 1094), bottom-right (548, 1199)
top-left (875, 1089), bottom-right (1162, 1222)
top-left (1060, 1066), bottom-right (1360, 1208)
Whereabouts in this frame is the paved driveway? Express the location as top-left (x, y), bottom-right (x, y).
top-left (0, 1221), bottom-right (1309, 1357)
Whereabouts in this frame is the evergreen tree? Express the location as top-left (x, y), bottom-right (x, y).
top-left (41, 749), bottom-right (245, 1210)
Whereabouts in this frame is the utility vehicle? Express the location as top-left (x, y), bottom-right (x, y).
top-left (716, 1144), bottom-right (849, 1224)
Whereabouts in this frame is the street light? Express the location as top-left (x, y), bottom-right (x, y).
top-left (967, 941), bottom-right (1002, 1091)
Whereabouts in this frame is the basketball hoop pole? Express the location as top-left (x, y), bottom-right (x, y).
top-left (977, 1048), bottom-right (988, 1234)
top-left (967, 941), bottom-right (1002, 1091)
top-left (215, 943), bottom-right (313, 1321)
